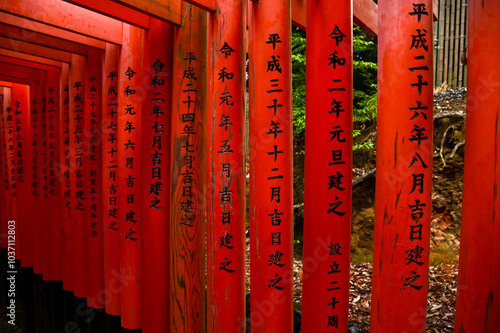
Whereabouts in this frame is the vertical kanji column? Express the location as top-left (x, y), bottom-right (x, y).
top-left (46, 67), bottom-right (62, 282)
top-left (0, 89), bottom-right (7, 247)
top-left (102, 42), bottom-right (121, 318)
top-left (11, 83), bottom-right (32, 267)
top-left (207, 0), bottom-right (246, 330)
top-left (142, 18), bottom-right (173, 333)
top-left (69, 54), bottom-right (87, 299)
top-left (455, 1), bottom-right (500, 331)
top-left (85, 48), bottom-right (104, 311)
top-left (248, 0), bottom-right (293, 331)
top-left (301, 1), bottom-right (353, 331)
top-left (371, 2), bottom-right (433, 332)
top-left (60, 63), bottom-right (73, 291)
top-left (170, 4), bottom-right (207, 332)
top-left (119, 24), bottom-right (144, 330)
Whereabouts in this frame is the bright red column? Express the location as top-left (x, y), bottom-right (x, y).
top-left (46, 67), bottom-right (63, 281)
top-left (85, 48), bottom-right (104, 308)
top-left (301, 1), bottom-right (353, 331)
top-left (371, 1), bottom-right (434, 332)
top-left (0, 90), bottom-right (6, 248)
top-left (102, 42), bottom-right (121, 316)
top-left (141, 18), bottom-right (173, 333)
top-left (248, 0), bottom-right (293, 331)
top-left (119, 24), bottom-right (144, 330)
top-left (206, 0), bottom-right (246, 331)
top-left (60, 63), bottom-right (73, 290)
top-left (11, 83), bottom-right (32, 267)
top-left (455, 1), bottom-right (500, 331)
top-left (69, 54), bottom-right (88, 298)
top-left (2, 86), bottom-right (17, 229)
top-left (170, 4), bottom-right (207, 332)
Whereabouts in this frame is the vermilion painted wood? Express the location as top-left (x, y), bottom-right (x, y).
top-left (301, 1), bottom-right (353, 331)
top-left (0, 0), bottom-right (123, 45)
top-left (118, 24), bottom-right (144, 330)
top-left (101, 42), bottom-right (121, 316)
top-left (60, 62), bottom-right (74, 291)
top-left (206, 0), bottom-right (246, 331)
top-left (0, 62), bottom-right (45, 83)
top-left (63, 0), bottom-right (151, 29)
top-left (170, 4), bottom-right (207, 332)
top-left (185, 0), bottom-right (215, 12)
top-left (0, 91), bottom-right (5, 248)
top-left (84, 48), bottom-right (104, 308)
top-left (141, 18), bottom-right (173, 333)
top-left (69, 54), bottom-right (87, 297)
top-left (0, 12), bottom-right (107, 50)
top-left (0, 49), bottom-right (62, 68)
top-left (455, 1), bottom-right (500, 331)
top-left (371, 1), bottom-right (433, 332)
top-left (0, 55), bottom-right (52, 72)
top-left (30, 80), bottom-right (44, 276)
top-left (0, 36), bottom-right (72, 63)
top-left (0, 24), bottom-right (90, 56)
top-left (45, 66), bottom-right (63, 281)
top-left (114, 0), bottom-right (182, 26)
top-left (11, 82), bottom-right (32, 267)
top-left (248, 0), bottom-right (293, 331)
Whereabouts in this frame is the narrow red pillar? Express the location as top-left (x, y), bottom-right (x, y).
top-left (301, 1), bottom-right (353, 331)
top-left (455, 1), bottom-right (500, 331)
top-left (118, 24), bottom-right (144, 330)
top-left (69, 54), bottom-right (88, 298)
top-left (11, 82), bottom-right (32, 267)
top-left (141, 18), bottom-right (173, 333)
top-left (170, 4), bottom-right (207, 332)
top-left (60, 63), bottom-right (73, 290)
top-left (102, 42), bottom-right (121, 316)
top-left (248, 0), bottom-right (293, 331)
top-left (0, 90), bottom-right (7, 248)
top-left (85, 48), bottom-right (104, 309)
top-left (371, 1), bottom-right (434, 332)
top-left (206, 0), bottom-right (246, 331)
top-left (45, 67), bottom-right (63, 281)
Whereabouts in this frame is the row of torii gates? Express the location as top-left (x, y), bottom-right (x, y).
top-left (0, 0), bottom-right (498, 332)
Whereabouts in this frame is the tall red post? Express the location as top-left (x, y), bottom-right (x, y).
top-left (102, 42), bottom-right (121, 316)
top-left (170, 4), bottom-right (207, 332)
top-left (69, 54), bottom-right (88, 298)
top-left (11, 82), bottom-right (32, 267)
top-left (248, 0), bottom-right (293, 331)
top-left (141, 18), bottom-right (173, 333)
top-left (45, 67), bottom-right (62, 281)
top-left (85, 48), bottom-right (104, 309)
top-left (118, 24), bottom-right (144, 330)
top-left (60, 63), bottom-right (73, 291)
top-left (206, 0), bottom-right (246, 330)
top-left (455, 1), bottom-right (500, 331)
top-left (301, 1), bottom-right (353, 331)
top-left (0, 90), bottom-right (6, 248)
top-left (371, 1), bottom-right (434, 332)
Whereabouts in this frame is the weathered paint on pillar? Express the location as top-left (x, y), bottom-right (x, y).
top-left (119, 24), bottom-right (144, 330)
top-left (248, 0), bottom-right (294, 331)
top-left (301, 0), bottom-right (353, 331)
top-left (142, 18), bottom-right (173, 333)
top-left (102, 42), bottom-right (121, 316)
top-left (30, 80), bottom-right (43, 276)
top-left (1, 86), bottom-right (16, 230)
top-left (60, 62), bottom-right (73, 291)
top-left (371, 1), bottom-right (433, 332)
top-left (85, 48), bottom-right (104, 308)
top-left (11, 83), bottom-right (31, 267)
top-left (46, 66), bottom-right (63, 281)
top-left (170, 4), bottom-right (207, 332)
top-left (455, 1), bottom-right (500, 331)
top-left (69, 54), bottom-right (87, 297)
top-left (207, 0), bottom-right (247, 331)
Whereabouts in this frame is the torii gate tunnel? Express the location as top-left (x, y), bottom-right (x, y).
top-left (0, 0), bottom-right (498, 332)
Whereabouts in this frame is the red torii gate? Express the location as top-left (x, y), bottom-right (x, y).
top-left (0, 0), bottom-right (498, 333)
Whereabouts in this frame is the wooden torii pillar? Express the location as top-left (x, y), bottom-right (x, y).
top-left (455, 0), bottom-right (500, 331)
top-left (371, 1), bottom-right (434, 332)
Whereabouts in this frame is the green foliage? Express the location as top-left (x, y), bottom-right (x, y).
top-left (291, 24), bottom-right (378, 149)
